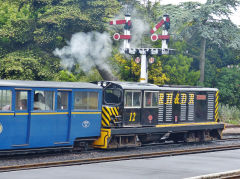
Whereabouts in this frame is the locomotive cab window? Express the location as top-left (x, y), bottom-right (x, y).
top-left (124, 90), bottom-right (141, 108)
top-left (74, 91), bottom-right (98, 110)
top-left (34, 90), bottom-right (54, 111)
top-left (104, 89), bottom-right (121, 104)
top-left (144, 91), bottom-right (159, 108)
top-left (0, 90), bottom-right (12, 111)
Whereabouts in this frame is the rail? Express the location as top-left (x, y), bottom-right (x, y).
top-left (1, 144), bottom-right (240, 172)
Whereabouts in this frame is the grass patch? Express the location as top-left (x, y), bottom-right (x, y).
top-left (219, 104), bottom-right (240, 125)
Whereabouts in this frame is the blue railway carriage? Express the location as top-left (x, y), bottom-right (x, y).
top-left (93, 81), bottom-right (224, 149)
top-left (0, 80), bottom-right (102, 151)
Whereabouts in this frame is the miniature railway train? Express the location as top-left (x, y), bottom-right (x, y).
top-left (0, 80), bottom-right (224, 151)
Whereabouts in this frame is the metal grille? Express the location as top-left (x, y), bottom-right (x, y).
top-left (188, 104), bottom-right (194, 121)
top-left (165, 93), bottom-right (173, 122)
top-left (158, 93), bottom-right (164, 122)
top-left (165, 104), bottom-right (172, 122)
top-left (180, 103), bottom-right (187, 121)
top-left (158, 104), bottom-right (164, 122)
top-left (207, 93), bottom-right (214, 120)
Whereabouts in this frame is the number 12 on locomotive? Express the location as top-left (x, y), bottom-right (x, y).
top-left (129, 112), bottom-right (136, 122)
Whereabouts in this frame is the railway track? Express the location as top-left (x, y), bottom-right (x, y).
top-left (139, 135), bottom-right (240, 149)
top-left (1, 135), bottom-right (239, 160)
top-left (221, 136), bottom-right (240, 141)
top-left (1, 143), bottom-right (240, 173)
top-left (0, 135), bottom-right (239, 171)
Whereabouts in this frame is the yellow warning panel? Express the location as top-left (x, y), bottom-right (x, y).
top-left (92, 128), bottom-right (111, 149)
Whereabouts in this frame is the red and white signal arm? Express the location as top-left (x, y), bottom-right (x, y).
top-left (135, 57), bottom-right (141, 64)
top-left (113, 33), bottom-right (120, 40)
top-left (149, 57), bottom-right (155, 64)
top-left (151, 34), bottom-right (170, 41)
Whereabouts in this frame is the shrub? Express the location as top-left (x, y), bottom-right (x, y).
top-left (219, 104), bottom-right (240, 124)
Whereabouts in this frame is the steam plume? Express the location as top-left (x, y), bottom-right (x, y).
top-left (54, 31), bottom-right (116, 80)
top-left (131, 16), bottom-right (151, 48)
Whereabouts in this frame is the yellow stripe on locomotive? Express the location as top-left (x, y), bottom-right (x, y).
top-left (215, 90), bottom-right (219, 122)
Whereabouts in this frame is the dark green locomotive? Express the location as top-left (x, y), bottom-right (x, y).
top-left (93, 81), bottom-right (224, 149)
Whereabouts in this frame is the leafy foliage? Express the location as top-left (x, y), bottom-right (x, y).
top-left (0, 0), bottom-right (240, 111)
top-left (113, 52), bottom-right (169, 85)
top-left (161, 54), bottom-right (200, 85)
top-left (0, 1), bottom-right (34, 45)
top-left (215, 66), bottom-right (240, 107)
top-left (0, 0), bottom-right (120, 81)
top-left (0, 49), bottom-right (59, 80)
top-left (157, 0), bottom-right (240, 82)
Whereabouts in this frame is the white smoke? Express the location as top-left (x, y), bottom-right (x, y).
top-left (54, 10), bottom-right (151, 75)
top-left (108, 9), bottom-right (151, 50)
top-left (53, 31), bottom-right (112, 74)
top-left (131, 17), bottom-right (151, 48)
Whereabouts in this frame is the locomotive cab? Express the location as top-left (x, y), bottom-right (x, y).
top-left (93, 81), bottom-right (163, 149)
top-left (101, 82), bottom-right (123, 127)
top-left (97, 81), bottom-right (160, 127)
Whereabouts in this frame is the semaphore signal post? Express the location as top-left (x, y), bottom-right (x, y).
top-left (110, 13), bottom-right (174, 83)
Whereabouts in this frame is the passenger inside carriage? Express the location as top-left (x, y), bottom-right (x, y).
top-left (15, 91), bottom-right (28, 110)
top-left (16, 99), bottom-right (27, 110)
top-left (0, 89), bottom-right (12, 111)
top-left (34, 92), bottom-right (50, 110)
top-left (2, 104), bottom-right (11, 111)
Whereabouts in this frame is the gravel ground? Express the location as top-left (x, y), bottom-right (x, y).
top-left (223, 127), bottom-right (240, 135)
top-left (0, 132), bottom-right (240, 167)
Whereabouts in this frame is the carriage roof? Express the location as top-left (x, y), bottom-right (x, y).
top-left (101, 81), bottom-right (218, 92)
top-left (157, 86), bottom-right (218, 92)
top-left (0, 80), bottom-right (102, 89)
top-left (101, 81), bottom-right (160, 90)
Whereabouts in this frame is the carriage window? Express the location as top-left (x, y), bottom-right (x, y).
top-left (124, 91), bottom-right (141, 108)
top-left (104, 89), bottom-right (121, 104)
top-left (144, 92), bottom-right (159, 108)
top-left (0, 90), bottom-right (12, 111)
top-left (57, 91), bottom-right (68, 110)
top-left (34, 90), bottom-right (54, 111)
top-left (89, 92), bottom-right (98, 109)
top-left (74, 91), bottom-right (98, 110)
top-left (15, 91), bottom-right (28, 111)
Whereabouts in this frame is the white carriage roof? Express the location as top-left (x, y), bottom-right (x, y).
top-left (106, 81), bottom-right (218, 92)
top-left (0, 80), bottom-right (102, 89)
top-left (107, 81), bottom-right (162, 90)
top-left (158, 86), bottom-right (218, 92)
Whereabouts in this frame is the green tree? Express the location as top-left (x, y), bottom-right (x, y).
top-left (0, 49), bottom-right (59, 80)
top-left (160, 0), bottom-right (240, 83)
top-left (204, 44), bottom-right (240, 87)
top-left (161, 54), bottom-right (200, 85)
top-left (0, 0), bottom-right (121, 81)
top-left (0, 1), bottom-right (34, 50)
top-left (216, 66), bottom-right (240, 107)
